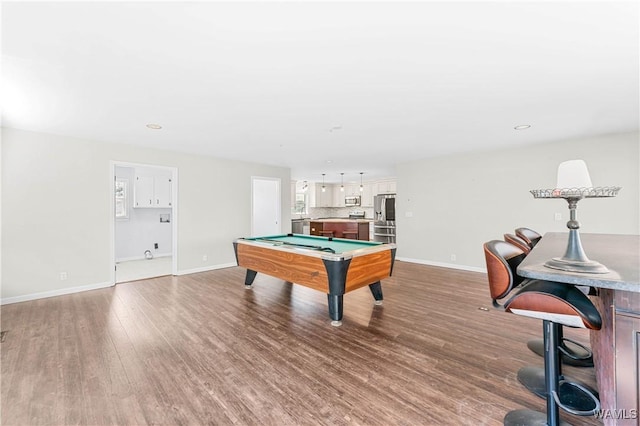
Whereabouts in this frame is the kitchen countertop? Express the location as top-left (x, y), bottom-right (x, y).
top-left (518, 232), bottom-right (640, 292)
top-left (310, 218), bottom-right (372, 223)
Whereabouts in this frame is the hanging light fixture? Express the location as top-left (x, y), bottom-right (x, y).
top-left (321, 174), bottom-right (326, 192)
top-left (359, 172), bottom-right (364, 192)
top-left (340, 173), bottom-right (345, 191)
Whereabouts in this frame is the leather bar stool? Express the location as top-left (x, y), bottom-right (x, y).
top-left (484, 241), bottom-right (600, 425)
top-left (511, 228), bottom-right (594, 367)
top-left (503, 281), bottom-right (601, 425)
top-left (515, 227), bottom-right (542, 248)
top-left (504, 233), bottom-right (531, 254)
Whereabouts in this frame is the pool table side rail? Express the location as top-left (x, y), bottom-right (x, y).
top-left (233, 239), bottom-right (395, 294)
top-left (235, 236), bottom-right (395, 261)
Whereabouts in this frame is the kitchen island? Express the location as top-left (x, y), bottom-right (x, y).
top-left (310, 219), bottom-right (371, 240)
top-left (518, 232), bottom-right (640, 425)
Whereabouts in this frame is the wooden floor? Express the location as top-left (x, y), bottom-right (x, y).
top-left (1, 261), bottom-right (602, 425)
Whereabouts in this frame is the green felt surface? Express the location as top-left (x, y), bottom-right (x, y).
top-left (247, 234), bottom-right (382, 254)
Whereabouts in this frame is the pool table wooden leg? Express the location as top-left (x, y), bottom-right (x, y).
top-left (369, 281), bottom-right (383, 305)
top-left (244, 269), bottom-right (258, 289)
top-left (327, 294), bottom-right (344, 327)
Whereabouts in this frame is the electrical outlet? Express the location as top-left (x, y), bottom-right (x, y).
top-left (554, 212), bottom-right (562, 221)
top-left (202, 255), bottom-right (208, 262)
top-left (450, 254), bottom-right (457, 262)
top-left (154, 243), bottom-right (159, 249)
top-left (405, 211), bottom-right (413, 217)
top-left (59, 272), bottom-right (68, 281)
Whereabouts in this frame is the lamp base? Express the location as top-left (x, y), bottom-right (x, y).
top-left (544, 257), bottom-right (609, 274)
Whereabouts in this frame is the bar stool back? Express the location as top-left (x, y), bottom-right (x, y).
top-left (515, 227), bottom-right (542, 248)
top-left (504, 233), bottom-right (531, 254)
top-left (484, 240), bottom-right (527, 307)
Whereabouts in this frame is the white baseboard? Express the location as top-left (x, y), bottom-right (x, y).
top-left (176, 262), bottom-right (237, 276)
top-left (396, 257), bottom-right (486, 273)
top-left (1, 281), bottom-right (114, 305)
top-left (1, 262), bottom-right (238, 305)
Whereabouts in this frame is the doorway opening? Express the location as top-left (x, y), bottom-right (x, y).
top-left (110, 161), bottom-right (178, 284)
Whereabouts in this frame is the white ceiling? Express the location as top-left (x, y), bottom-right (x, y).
top-left (2, 2), bottom-right (638, 184)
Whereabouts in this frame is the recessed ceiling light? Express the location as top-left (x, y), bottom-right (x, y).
top-left (514, 124), bottom-right (531, 130)
top-left (146, 124), bottom-right (162, 130)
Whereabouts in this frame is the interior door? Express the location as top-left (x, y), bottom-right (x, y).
top-left (251, 177), bottom-right (281, 236)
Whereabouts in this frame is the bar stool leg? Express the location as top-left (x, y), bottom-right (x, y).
top-left (504, 321), bottom-right (572, 426)
top-left (545, 320), bottom-right (561, 425)
top-left (528, 326), bottom-right (593, 367)
top-left (518, 324), bottom-right (598, 411)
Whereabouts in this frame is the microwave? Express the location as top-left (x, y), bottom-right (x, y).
top-left (345, 196), bottom-right (361, 207)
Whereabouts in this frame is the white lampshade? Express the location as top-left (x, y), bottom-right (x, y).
top-left (556, 160), bottom-right (593, 188)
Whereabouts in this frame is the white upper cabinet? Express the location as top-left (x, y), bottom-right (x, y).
top-left (154, 176), bottom-right (172, 207)
top-left (361, 183), bottom-right (374, 207)
top-left (313, 183), bottom-right (333, 207)
top-left (344, 183), bottom-right (360, 196)
top-left (300, 178), bottom-right (395, 208)
top-left (134, 175), bottom-right (155, 207)
top-left (134, 169), bottom-right (172, 208)
top-left (375, 179), bottom-right (397, 195)
top-left (332, 184), bottom-right (346, 207)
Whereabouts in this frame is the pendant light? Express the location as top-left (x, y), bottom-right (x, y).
top-left (321, 173), bottom-right (326, 192)
top-left (340, 173), bottom-right (344, 192)
top-left (359, 172), bottom-right (364, 192)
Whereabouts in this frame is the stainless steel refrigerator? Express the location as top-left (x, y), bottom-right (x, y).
top-left (373, 194), bottom-right (396, 243)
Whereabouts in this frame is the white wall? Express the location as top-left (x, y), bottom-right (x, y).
top-left (115, 165), bottom-right (173, 261)
top-left (1, 128), bottom-right (291, 302)
top-left (396, 132), bottom-right (640, 270)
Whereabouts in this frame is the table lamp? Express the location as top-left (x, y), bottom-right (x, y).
top-left (557, 159), bottom-right (592, 188)
top-left (530, 159), bottom-right (621, 273)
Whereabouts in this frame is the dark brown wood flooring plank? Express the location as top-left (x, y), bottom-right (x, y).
top-left (1, 261), bottom-right (603, 425)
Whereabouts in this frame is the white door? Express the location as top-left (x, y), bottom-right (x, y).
top-left (252, 177), bottom-right (281, 236)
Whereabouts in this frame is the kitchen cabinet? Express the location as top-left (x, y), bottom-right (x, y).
top-left (134, 171), bottom-right (172, 208)
top-left (311, 183), bottom-right (333, 207)
top-left (614, 290), bottom-right (640, 425)
top-left (306, 184), bottom-right (317, 208)
top-left (343, 183), bottom-right (360, 197)
top-left (310, 220), bottom-right (370, 240)
top-left (332, 185), bottom-right (346, 207)
top-left (375, 179), bottom-right (396, 195)
top-left (361, 183), bottom-right (374, 207)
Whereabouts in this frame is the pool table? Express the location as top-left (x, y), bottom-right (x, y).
top-left (233, 234), bottom-right (397, 326)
